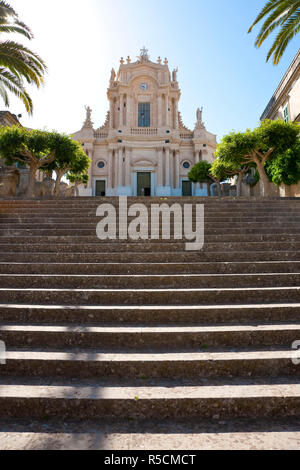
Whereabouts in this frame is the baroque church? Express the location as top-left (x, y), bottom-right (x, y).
top-left (73, 48), bottom-right (217, 197)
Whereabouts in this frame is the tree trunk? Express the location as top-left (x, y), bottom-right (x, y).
top-left (54, 171), bottom-right (63, 197)
top-left (207, 182), bottom-right (211, 197)
top-left (256, 162), bottom-right (271, 197)
top-left (26, 165), bottom-right (38, 199)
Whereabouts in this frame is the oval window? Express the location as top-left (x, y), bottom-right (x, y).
top-left (97, 161), bottom-right (105, 169)
top-left (183, 161), bottom-right (190, 169)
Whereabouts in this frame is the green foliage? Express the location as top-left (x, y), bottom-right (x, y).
top-left (215, 119), bottom-right (300, 195)
top-left (248, 0), bottom-right (300, 65)
top-left (256, 119), bottom-right (299, 154)
top-left (0, 1), bottom-right (46, 114)
top-left (210, 158), bottom-right (237, 182)
top-left (188, 160), bottom-right (212, 183)
top-left (0, 126), bottom-right (54, 165)
top-left (265, 142), bottom-right (300, 186)
top-left (67, 171), bottom-right (89, 185)
top-left (45, 135), bottom-right (91, 175)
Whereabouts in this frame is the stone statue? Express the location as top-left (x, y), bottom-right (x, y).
top-left (196, 107), bottom-right (203, 124)
top-left (110, 68), bottom-right (116, 83)
top-left (137, 46), bottom-right (150, 63)
top-left (83, 105), bottom-right (93, 128)
top-left (172, 67), bottom-right (178, 81)
top-left (195, 107), bottom-right (205, 130)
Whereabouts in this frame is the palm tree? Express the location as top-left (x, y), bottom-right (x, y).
top-left (248, 0), bottom-right (300, 65)
top-left (0, 1), bottom-right (46, 114)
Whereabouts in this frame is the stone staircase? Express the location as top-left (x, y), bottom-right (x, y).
top-left (0, 197), bottom-right (299, 450)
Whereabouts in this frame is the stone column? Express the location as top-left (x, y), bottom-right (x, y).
top-left (108, 149), bottom-right (113, 188)
top-left (119, 94), bottom-right (123, 128)
top-left (125, 148), bottom-right (131, 187)
top-left (118, 147), bottom-right (123, 187)
top-left (109, 99), bottom-right (114, 128)
top-left (165, 95), bottom-right (169, 127)
top-left (175, 150), bottom-right (180, 188)
top-left (157, 148), bottom-right (163, 186)
top-left (158, 95), bottom-right (162, 128)
top-left (165, 147), bottom-right (170, 186)
top-left (194, 149), bottom-right (200, 164)
top-left (174, 100), bottom-right (179, 129)
top-left (126, 95), bottom-right (131, 128)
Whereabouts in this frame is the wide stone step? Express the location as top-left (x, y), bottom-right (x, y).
top-left (2, 273), bottom-right (300, 289)
top-left (0, 417), bottom-right (299, 449)
top-left (0, 324), bottom-right (299, 349)
top-left (0, 381), bottom-right (299, 420)
top-left (1, 350), bottom-right (299, 378)
top-left (0, 303), bottom-right (299, 325)
top-left (1, 241), bottom-right (300, 253)
top-left (2, 234), bottom-right (300, 245)
top-left (1, 251), bottom-right (299, 263)
top-left (2, 215), bottom-right (300, 224)
top-left (1, 286), bottom-right (300, 305)
top-left (2, 260), bottom-right (300, 275)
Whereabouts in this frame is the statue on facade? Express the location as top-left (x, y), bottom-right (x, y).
top-left (137, 46), bottom-right (150, 63)
top-left (110, 68), bottom-right (116, 84)
top-left (172, 67), bottom-right (178, 81)
top-left (83, 105), bottom-right (93, 128)
top-left (195, 106), bottom-right (205, 129)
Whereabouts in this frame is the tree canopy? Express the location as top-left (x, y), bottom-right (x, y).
top-left (215, 120), bottom-right (299, 196)
top-left (0, 126), bottom-right (90, 198)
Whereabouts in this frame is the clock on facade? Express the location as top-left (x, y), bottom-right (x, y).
top-left (140, 83), bottom-right (148, 91)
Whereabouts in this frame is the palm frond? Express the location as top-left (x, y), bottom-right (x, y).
top-left (248, 0), bottom-right (300, 64)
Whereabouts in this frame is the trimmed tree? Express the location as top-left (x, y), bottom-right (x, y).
top-left (66, 172), bottom-right (89, 196)
top-left (0, 126), bottom-right (56, 197)
top-left (265, 141), bottom-right (300, 187)
top-left (188, 160), bottom-right (213, 195)
top-left (216, 120), bottom-right (300, 196)
top-left (44, 134), bottom-right (90, 196)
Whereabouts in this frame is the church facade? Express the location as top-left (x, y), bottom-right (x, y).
top-left (73, 48), bottom-right (217, 197)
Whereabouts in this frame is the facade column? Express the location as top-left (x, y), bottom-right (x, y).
top-left (165, 147), bottom-right (170, 186)
top-left (119, 94), bottom-right (123, 128)
top-left (108, 149), bottom-right (113, 189)
top-left (175, 150), bottom-right (180, 188)
top-left (165, 94), bottom-right (169, 127)
top-left (109, 99), bottom-right (114, 128)
top-left (118, 147), bottom-right (123, 187)
top-left (194, 149), bottom-right (200, 164)
top-left (114, 149), bottom-right (118, 188)
top-left (125, 148), bottom-right (131, 187)
top-left (158, 95), bottom-right (162, 128)
top-left (174, 100), bottom-right (179, 129)
top-left (126, 95), bottom-right (131, 128)
top-left (157, 148), bottom-right (163, 186)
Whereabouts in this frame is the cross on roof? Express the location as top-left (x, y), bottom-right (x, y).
top-left (140, 46), bottom-right (149, 57)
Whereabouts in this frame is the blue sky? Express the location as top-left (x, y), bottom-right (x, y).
top-left (8, 0), bottom-right (300, 141)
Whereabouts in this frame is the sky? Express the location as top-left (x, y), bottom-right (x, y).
top-left (6, 0), bottom-right (300, 141)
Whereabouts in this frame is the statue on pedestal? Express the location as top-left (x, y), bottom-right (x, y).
top-left (172, 67), bottom-right (178, 81)
top-left (195, 107), bottom-right (205, 129)
top-left (83, 105), bottom-right (93, 128)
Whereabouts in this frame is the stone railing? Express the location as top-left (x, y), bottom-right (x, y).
top-left (180, 133), bottom-right (193, 140)
top-left (131, 128), bottom-right (158, 135)
top-left (94, 132), bottom-right (108, 139)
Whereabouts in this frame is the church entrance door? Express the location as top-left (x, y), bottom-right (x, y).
top-left (182, 180), bottom-right (192, 196)
top-left (95, 180), bottom-right (106, 196)
top-left (137, 172), bottom-right (151, 196)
